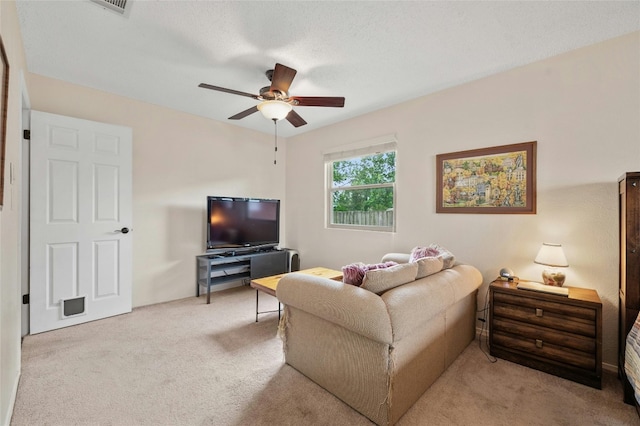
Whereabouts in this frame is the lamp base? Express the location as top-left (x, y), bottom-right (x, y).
top-left (542, 269), bottom-right (566, 287)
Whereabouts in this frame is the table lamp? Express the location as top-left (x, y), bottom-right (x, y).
top-left (534, 243), bottom-right (569, 287)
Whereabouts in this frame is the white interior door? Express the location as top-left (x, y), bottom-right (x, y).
top-left (29, 110), bottom-right (133, 334)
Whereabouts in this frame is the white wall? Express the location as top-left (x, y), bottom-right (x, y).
top-left (286, 31), bottom-right (640, 367)
top-left (26, 74), bottom-right (287, 307)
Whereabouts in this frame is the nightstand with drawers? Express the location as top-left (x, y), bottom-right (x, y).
top-left (489, 279), bottom-right (602, 389)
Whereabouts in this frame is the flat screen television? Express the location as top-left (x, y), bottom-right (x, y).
top-left (206, 196), bottom-right (280, 252)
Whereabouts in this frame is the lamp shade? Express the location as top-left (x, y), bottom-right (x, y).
top-left (257, 100), bottom-right (292, 121)
top-left (534, 243), bottom-right (569, 267)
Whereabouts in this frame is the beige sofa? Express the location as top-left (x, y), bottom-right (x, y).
top-left (276, 253), bottom-right (483, 425)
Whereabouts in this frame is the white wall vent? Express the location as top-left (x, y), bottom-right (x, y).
top-left (90, 0), bottom-right (132, 17)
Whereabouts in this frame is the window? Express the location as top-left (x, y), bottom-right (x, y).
top-left (325, 138), bottom-right (397, 231)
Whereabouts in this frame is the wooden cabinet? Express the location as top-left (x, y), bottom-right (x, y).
top-left (490, 280), bottom-right (602, 389)
top-left (619, 172), bottom-right (640, 403)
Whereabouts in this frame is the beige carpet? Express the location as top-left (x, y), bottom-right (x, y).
top-left (11, 285), bottom-right (639, 426)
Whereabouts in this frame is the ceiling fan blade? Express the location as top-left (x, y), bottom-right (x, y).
top-left (198, 83), bottom-right (259, 99)
top-left (285, 110), bottom-right (307, 128)
top-left (270, 63), bottom-right (297, 94)
top-left (229, 105), bottom-right (259, 120)
top-left (291, 96), bottom-right (345, 107)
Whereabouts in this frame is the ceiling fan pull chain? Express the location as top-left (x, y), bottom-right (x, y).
top-left (273, 118), bottom-right (278, 165)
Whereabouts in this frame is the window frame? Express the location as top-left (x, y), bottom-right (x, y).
top-left (324, 136), bottom-right (397, 232)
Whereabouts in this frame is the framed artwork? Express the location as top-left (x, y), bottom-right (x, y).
top-left (0, 36), bottom-right (8, 207)
top-left (436, 141), bottom-right (537, 214)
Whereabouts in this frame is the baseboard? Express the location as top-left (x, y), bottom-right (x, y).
top-left (2, 371), bottom-right (20, 426)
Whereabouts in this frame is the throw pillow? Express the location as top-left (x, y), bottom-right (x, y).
top-left (409, 246), bottom-right (440, 262)
top-left (414, 256), bottom-right (444, 279)
top-left (410, 244), bottom-right (456, 269)
top-left (342, 262), bottom-right (366, 286)
top-left (360, 262), bottom-right (418, 294)
top-left (342, 261), bottom-right (397, 286)
top-left (428, 243), bottom-right (456, 269)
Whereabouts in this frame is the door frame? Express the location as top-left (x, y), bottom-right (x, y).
top-left (19, 71), bottom-right (30, 337)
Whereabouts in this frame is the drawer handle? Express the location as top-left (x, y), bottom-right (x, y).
top-left (536, 308), bottom-right (543, 317)
top-left (536, 339), bottom-right (543, 349)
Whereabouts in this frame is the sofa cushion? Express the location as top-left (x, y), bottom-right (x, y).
top-left (414, 256), bottom-right (444, 279)
top-left (361, 262), bottom-right (418, 294)
top-left (342, 261), bottom-right (397, 286)
top-left (410, 244), bottom-right (456, 269)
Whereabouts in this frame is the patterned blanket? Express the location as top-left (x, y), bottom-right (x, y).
top-left (625, 311), bottom-right (640, 404)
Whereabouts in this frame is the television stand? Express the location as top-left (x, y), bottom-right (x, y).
top-left (196, 249), bottom-right (287, 304)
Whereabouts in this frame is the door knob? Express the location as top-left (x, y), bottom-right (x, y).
top-left (115, 227), bottom-right (131, 234)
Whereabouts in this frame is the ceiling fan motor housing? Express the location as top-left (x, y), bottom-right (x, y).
top-left (259, 86), bottom-right (288, 101)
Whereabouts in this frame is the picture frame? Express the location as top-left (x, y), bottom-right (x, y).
top-left (0, 36), bottom-right (9, 207)
top-left (436, 141), bottom-right (537, 214)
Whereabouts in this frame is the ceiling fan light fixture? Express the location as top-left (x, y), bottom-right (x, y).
top-left (257, 100), bottom-right (292, 121)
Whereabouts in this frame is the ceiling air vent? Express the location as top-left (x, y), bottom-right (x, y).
top-left (90, 0), bottom-right (132, 17)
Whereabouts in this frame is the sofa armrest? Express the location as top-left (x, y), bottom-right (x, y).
top-left (277, 273), bottom-right (393, 345)
top-left (381, 253), bottom-right (410, 264)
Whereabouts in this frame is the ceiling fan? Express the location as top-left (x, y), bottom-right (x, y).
top-left (198, 63), bottom-right (345, 128)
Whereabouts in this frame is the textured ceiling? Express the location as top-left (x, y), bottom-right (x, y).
top-left (15, 1), bottom-right (640, 137)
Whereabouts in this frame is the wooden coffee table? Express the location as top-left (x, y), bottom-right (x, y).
top-left (250, 267), bottom-right (343, 322)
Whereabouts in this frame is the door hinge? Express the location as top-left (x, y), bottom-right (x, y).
top-left (23, 129), bottom-right (30, 140)
top-left (22, 294), bottom-right (29, 304)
